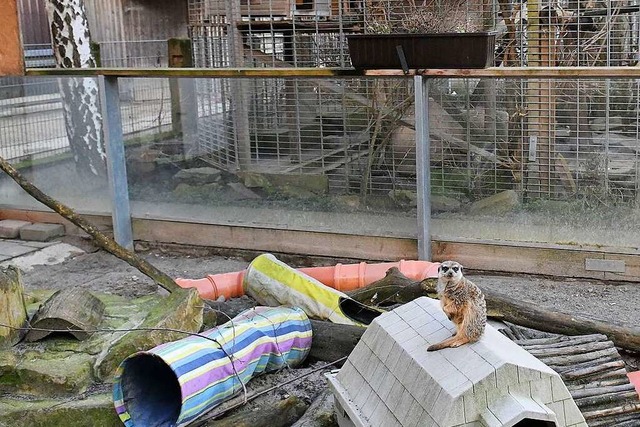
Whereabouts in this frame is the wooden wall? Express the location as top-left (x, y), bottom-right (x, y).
top-left (85, 0), bottom-right (189, 66)
top-left (18, 0), bottom-right (51, 45)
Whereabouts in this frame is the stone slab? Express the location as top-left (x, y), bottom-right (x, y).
top-left (0, 241), bottom-right (37, 257)
top-left (0, 220), bottom-right (31, 239)
top-left (19, 223), bottom-right (65, 242)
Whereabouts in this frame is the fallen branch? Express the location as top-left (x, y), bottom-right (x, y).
top-left (346, 267), bottom-right (436, 306)
top-left (0, 156), bottom-right (180, 293)
top-left (291, 388), bottom-right (336, 427)
top-left (203, 395), bottom-right (309, 427)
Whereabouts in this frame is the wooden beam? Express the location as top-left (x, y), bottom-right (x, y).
top-left (2, 208), bottom-right (640, 281)
top-left (24, 66), bottom-right (640, 79)
top-left (0, 0), bottom-right (24, 76)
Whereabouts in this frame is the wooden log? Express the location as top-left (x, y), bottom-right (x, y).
top-left (0, 266), bottom-right (27, 347)
top-left (594, 368), bottom-right (631, 381)
top-left (541, 347), bottom-right (619, 367)
top-left (503, 322), bottom-right (527, 340)
top-left (574, 390), bottom-right (640, 408)
top-left (291, 389), bottom-right (336, 427)
top-left (308, 320), bottom-right (365, 364)
top-left (568, 377), bottom-right (632, 390)
top-left (500, 328), bottom-right (517, 341)
top-left (510, 341), bottom-right (612, 358)
top-left (0, 156), bottom-right (181, 294)
top-left (204, 395), bottom-right (309, 427)
top-left (554, 354), bottom-right (623, 374)
top-left (515, 334), bottom-right (608, 350)
top-left (346, 267), bottom-right (435, 306)
top-left (561, 360), bottom-right (627, 380)
top-left (588, 413), bottom-right (640, 427)
top-left (581, 402), bottom-right (640, 420)
top-left (571, 383), bottom-right (638, 400)
top-left (24, 288), bottom-right (105, 341)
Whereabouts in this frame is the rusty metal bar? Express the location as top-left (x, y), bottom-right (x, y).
top-left (24, 66), bottom-right (640, 79)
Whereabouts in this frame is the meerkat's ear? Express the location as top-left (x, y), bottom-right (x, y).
top-left (438, 264), bottom-right (442, 272)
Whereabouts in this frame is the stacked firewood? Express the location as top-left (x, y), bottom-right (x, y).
top-left (501, 323), bottom-right (640, 426)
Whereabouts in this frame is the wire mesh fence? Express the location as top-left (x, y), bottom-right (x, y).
top-left (188, 73), bottom-right (640, 208)
top-left (183, 0), bottom-right (640, 212)
top-left (0, 41), bottom-right (172, 163)
top-left (187, 0), bottom-right (640, 68)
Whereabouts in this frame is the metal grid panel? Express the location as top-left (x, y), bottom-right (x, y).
top-left (0, 41), bottom-right (172, 163)
top-left (186, 0), bottom-right (640, 210)
top-left (428, 76), bottom-right (640, 206)
top-left (194, 77), bottom-right (419, 198)
top-left (191, 74), bottom-right (640, 207)
top-left (187, 0), bottom-right (640, 68)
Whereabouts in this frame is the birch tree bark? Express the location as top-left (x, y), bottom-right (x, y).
top-left (45, 0), bottom-right (106, 177)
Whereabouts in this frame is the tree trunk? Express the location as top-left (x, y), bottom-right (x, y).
top-left (45, 0), bottom-right (106, 178)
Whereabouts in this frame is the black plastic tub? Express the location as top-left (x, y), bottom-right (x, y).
top-left (346, 32), bottom-right (496, 69)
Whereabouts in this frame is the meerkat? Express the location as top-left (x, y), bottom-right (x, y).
top-left (427, 260), bottom-right (487, 352)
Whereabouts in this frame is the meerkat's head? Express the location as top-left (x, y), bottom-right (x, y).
top-left (438, 260), bottom-right (464, 283)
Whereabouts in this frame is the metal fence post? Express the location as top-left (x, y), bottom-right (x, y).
top-left (99, 75), bottom-right (133, 250)
top-left (415, 75), bottom-right (432, 260)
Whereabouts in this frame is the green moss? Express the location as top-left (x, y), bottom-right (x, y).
top-left (0, 394), bottom-right (121, 427)
top-left (95, 288), bottom-right (203, 380)
top-left (0, 350), bottom-right (94, 396)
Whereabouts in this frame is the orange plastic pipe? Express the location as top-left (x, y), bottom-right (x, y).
top-left (175, 259), bottom-right (440, 300)
top-left (629, 371), bottom-right (640, 397)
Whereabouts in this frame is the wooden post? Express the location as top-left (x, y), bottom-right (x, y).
top-left (536, 29), bottom-right (557, 196)
top-left (226, 0), bottom-right (253, 171)
top-left (0, 0), bottom-right (24, 76)
top-left (525, 0), bottom-right (542, 197)
top-left (0, 267), bottom-right (27, 347)
top-left (168, 38), bottom-right (198, 156)
top-left (99, 75), bottom-right (133, 250)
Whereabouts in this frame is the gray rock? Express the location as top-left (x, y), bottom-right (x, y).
top-left (173, 167), bottom-right (222, 185)
top-left (469, 190), bottom-right (520, 215)
top-left (432, 194), bottom-right (463, 212)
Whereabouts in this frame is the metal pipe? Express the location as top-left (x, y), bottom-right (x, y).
top-left (414, 75), bottom-right (431, 261)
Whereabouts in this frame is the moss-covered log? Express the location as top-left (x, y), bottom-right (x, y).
top-left (0, 267), bottom-right (27, 347)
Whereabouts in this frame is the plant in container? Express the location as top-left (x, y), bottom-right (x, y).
top-left (347, 0), bottom-right (496, 69)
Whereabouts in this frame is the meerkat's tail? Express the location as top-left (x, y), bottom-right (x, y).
top-left (427, 334), bottom-right (470, 352)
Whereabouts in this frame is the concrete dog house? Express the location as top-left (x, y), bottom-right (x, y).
top-left (326, 297), bottom-right (587, 427)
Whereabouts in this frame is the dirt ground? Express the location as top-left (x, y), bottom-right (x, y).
top-left (17, 237), bottom-right (640, 423)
